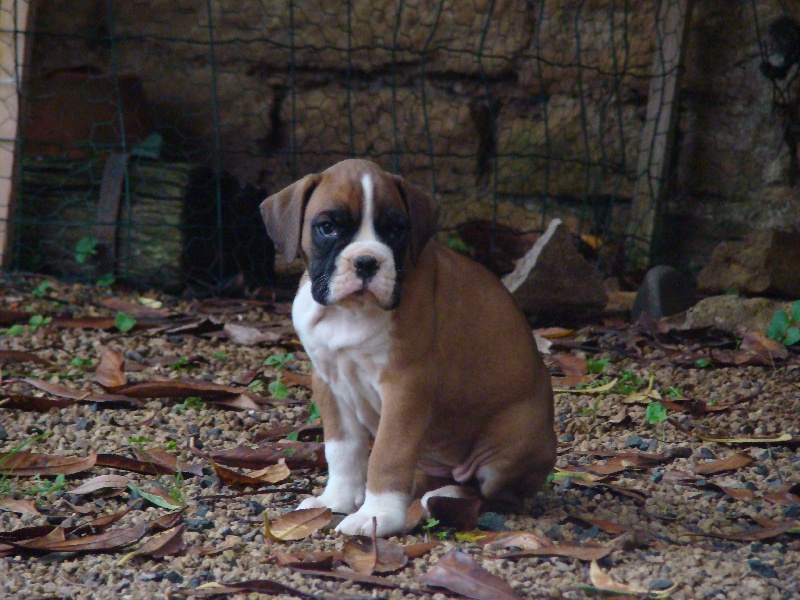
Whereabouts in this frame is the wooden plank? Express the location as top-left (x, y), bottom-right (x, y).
top-left (0, 0), bottom-right (34, 269)
top-left (626, 0), bottom-right (693, 269)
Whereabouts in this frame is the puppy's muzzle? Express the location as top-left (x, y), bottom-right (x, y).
top-left (353, 254), bottom-right (380, 283)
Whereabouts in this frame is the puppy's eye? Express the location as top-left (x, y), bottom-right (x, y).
top-left (315, 221), bottom-right (337, 237)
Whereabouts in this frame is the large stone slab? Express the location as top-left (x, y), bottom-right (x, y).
top-left (666, 295), bottom-right (790, 335)
top-left (697, 229), bottom-right (800, 297)
top-left (502, 218), bottom-right (608, 316)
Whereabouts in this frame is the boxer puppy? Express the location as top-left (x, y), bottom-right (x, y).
top-left (261, 159), bottom-right (555, 537)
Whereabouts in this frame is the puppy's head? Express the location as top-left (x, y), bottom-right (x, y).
top-left (261, 159), bottom-right (438, 309)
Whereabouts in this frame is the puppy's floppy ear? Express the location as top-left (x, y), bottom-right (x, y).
top-left (260, 174), bottom-right (319, 262)
top-left (393, 175), bottom-right (439, 263)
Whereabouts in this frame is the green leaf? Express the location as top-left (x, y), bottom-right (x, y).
top-left (31, 281), bottom-right (51, 298)
top-left (307, 402), bottom-right (321, 423)
top-left (75, 236), bottom-right (99, 264)
top-left (114, 311), bottom-right (137, 333)
top-left (767, 310), bottom-right (790, 340)
top-left (127, 483), bottom-right (180, 510)
top-left (265, 352), bottom-right (294, 370)
top-left (286, 432), bottom-right (299, 441)
top-left (784, 326), bottom-right (800, 346)
top-left (182, 396), bottom-right (205, 411)
top-left (165, 440), bottom-right (178, 451)
top-left (694, 358), bottom-right (710, 369)
top-left (792, 301), bottom-right (800, 325)
top-left (96, 274), bottom-right (115, 287)
top-left (28, 314), bottom-right (51, 331)
top-left (587, 357), bottom-right (609, 374)
top-left (646, 401), bottom-right (667, 425)
top-left (70, 357), bottom-right (93, 368)
top-left (269, 379), bottom-right (289, 399)
top-left (213, 352), bottom-right (227, 360)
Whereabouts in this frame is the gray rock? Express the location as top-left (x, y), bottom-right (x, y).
top-left (0, 426), bottom-right (7, 441)
top-left (502, 219), bottom-right (608, 316)
top-left (632, 266), bottom-right (695, 320)
top-left (649, 578), bottom-right (674, 590)
top-left (625, 435), bottom-right (643, 448)
top-left (698, 229), bottom-right (800, 296)
top-left (477, 512), bottom-right (506, 532)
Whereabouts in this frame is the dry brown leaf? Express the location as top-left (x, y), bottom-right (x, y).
top-left (207, 456), bottom-right (289, 486)
top-left (765, 491), bottom-right (800, 506)
top-left (206, 394), bottom-right (261, 411)
top-left (0, 524), bottom-right (60, 543)
top-left (14, 521), bottom-right (148, 553)
top-left (22, 378), bottom-right (91, 400)
top-left (427, 495), bottom-right (482, 531)
top-left (290, 566), bottom-right (400, 588)
top-left (70, 474), bottom-right (130, 495)
top-left (342, 534), bottom-right (408, 575)
top-left (249, 460), bottom-right (291, 483)
top-left (739, 330), bottom-right (789, 359)
top-left (418, 550), bottom-right (519, 600)
top-left (171, 579), bottom-right (316, 598)
top-left (483, 531), bottom-right (553, 552)
top-left (696, 433), bottom-right (794, 445)
top-left (95, 453), bottom-right (177, 476)
top-left (588, 561), bottom-right (677, 597)
top-left (551, 354), bottom-right (588, 376)
top-left (205, 442), bottom-right (326, 470)
top-left (0, 498), bottom-right (40, 515)
top-left (148, 510), bottom-right (185, 533)
top-left (570, 515), bottom-right (629, 535)
top-left (133, 448), bottom-right (204, 477)
top-left (95, 348), bottom-right (127, 388)
top-left (533, 327), bottom-right (575, 339)
top-left (402, 541), bottom-right (440, 559)
top-left (695, 452), bottom-right (752, 474)
top-left (131, 524), bottom-right (186, 559)
top-left (265, 508), bottom-right (331, 541)
top-left (114, 380), bottom-right (247, 399)
top-left (186, 535), bottom-right (241, 557)
top-left (702, 521), bottom-right (795, 542)
top-left (504, 542), bottom-right (611, 561)
top-left (281, 370), bottom-right (313, 389)
top-left (0, 350), bottom-right (55, 366)
top-left (0, 451), bottom-right (97, 477)
top-left (0, 394), bottom-right (77, 412)
top-left (404, 498), bottom-right (427, 532)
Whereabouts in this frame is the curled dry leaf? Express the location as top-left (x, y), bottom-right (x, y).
top-left (482, 531), bottom-right (553, 552)
top-left (95, 453), bottom-right (177, 476)
top-left (70, 474), bottom-right (130, 495)
top-left (13, 521), bottom-right (148, 553)
top-left (404, 498), bottom-right (427, 533)
top-left (0, 451), bottom-right (98, 477)
top-left (418, 550), bottom-right (519, 600)
top-left (207, 456), bottom-right (290, 486)
top-left (133, 448), bottom-right (204, 477)
top-left (696, 433), bottom-right (795, 445)
top-left (264, 507), bottom-right (332, 541)
top-left (695, 452), bottom-right (752, 474)
top-left (765, 491), bottom-right (800, 506)
top-left (505, 542), bottom-right (612, 562)
top-left (205, 442), bottom-right (326, 470)
top-left (342, 535), bottom-right (408, 575)
top-left (0, 395), bottom-right (76, 412)
top-left (0, 498), bottom-right (40, 515)
top-left (95, 348), bottom-right (127, 388)
top-left (113, 380), bottom-right (247, 399)
top-left (402, 540), bottom-right (440, 559)
top-left (187, 535), bottom-right (241, 557)
top-left (223, 322), bottom-right (282, 346)
top-left (23, 378), bottom-right (91, 400)
top-left (125, 524), bottom-right (186, 561)
top-left (0, 350), bottom-right (55, 366)
top-left (588, 561), bottom-right (678, 597)
top-left (172, 579), bottom-right (316, 598)
top-left (570, 515), bottom-right (629, 535)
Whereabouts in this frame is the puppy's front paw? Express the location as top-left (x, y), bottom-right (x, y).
top-left (298, 485), bottom-right (364, 514)
top-left (335, 491), bottom-right (409, 537)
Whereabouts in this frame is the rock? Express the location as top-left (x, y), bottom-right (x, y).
top-left (477, 512), bottom-right (507, 532)
top-left (698, 229), bottom-right (800, 297)
top-left (649, 578), bottom-right (674, 590)
top-left (0, 426), bottom-right (7, 441)
top-left (502, 219), bottom-right (608, 316)
top-left (625, 435), bottom-right (643, 448)
top-left (632, 266), bottom-right (695, 320)
top-left (666, 295), bottom-right (790, 335)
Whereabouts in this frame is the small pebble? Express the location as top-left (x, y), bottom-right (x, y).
top-left (544, 525), bottom-right (560, 540)
top-left (748, 559), bottom-right (777, 578)
top-left (246, 501), bottom-right (266, 516)
top-left (559, 433), bottom-right (575, 443)
top-left (0, 426), bottom-right (8, 441)
top-left (699, 447), bottom-right (715, 459)
top-left (477, 512), bottom-right (506, 532)
top-left (75, 417), bottom-right (92, 432)
top-left (649, 578), bottom-right (673, 590)
top-left (625, 436), bottom-right (643, 448)
top-left (124, 349), bottom-right (145, 362)
top-left (650, 471), bottom-right (664, 483)
top-left (188, 424), bottom-right (200, 435)
top-left (163, 571), bottom-right (183, 584)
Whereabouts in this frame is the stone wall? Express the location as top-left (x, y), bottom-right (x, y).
top-left (22, 0), bottom-right (800, 273)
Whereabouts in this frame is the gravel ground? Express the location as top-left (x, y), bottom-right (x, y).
top-left (1, 276), bottom-right (799, 599)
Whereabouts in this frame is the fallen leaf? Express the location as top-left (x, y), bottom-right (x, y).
top-left (342, 534), bottom-right (408, 574)
top-left (0, 452), bottom-right (97, 477)
top-left (569, 515), bottom-right (629, 535)
top-left (0, 350), bottom-right (55, 366)
top-left (0, 394), bottom-right (77, 411)
top-left (114, 380), bottom-right (247, 399)
top-left (0, 524), bottom-right (60, 543)
top-left (170, 580), bottom-right (317, 598)
top-left (695, 452), bottom-right (752, 474)
top-left (22, 378), bottom-right (91, 400)
top-left (739, 329), bottom-right (789, 360)
top-left (551, 354), bottom-right (588, 376)
top-left (587, 560), bottom-right (677, 597)
top-left (207, 457), bottom-right (290, 486)
top-left (696, 433), bottom-right (795, 445)
top-left (95, 453), bottom-right (177, 476)
top-left (265, 508), bottom-right (331, 541)
top-left (98, 297), bottom-right (171, 318)
top-left (504, 542), bottom-right (612, 561)
top-left (402, 540), bottom-right (440, 559)
top-left (621, 374), bottom-right (661, 404)
top-left (418, 550), bottom-right (519, 600)
top-left (281, 370), bottom-right (313, 389)
top-left (290, 567), bottom-right (401, 588)
top-left (0, 498), bottom-right (40, 515)
top-left (699, 521), bottom-right (795, 542)
top-left (253, 423), bottom-right (322, 443)
top-left (69, 503), bottom-right (140, 537)
top-left (765, 491), bottom-right (800, 506)
top-left (148, 510), bottom-right (185, 533)
top-left (13, 521), bottom-right (148, 553)
top-left (186, 535), bottom-right (240, 557)
top-left (128, 483), bottom-right (181, 510)
top-left (70, 474), bottom-right (130, 495)
top-left (553, 378), bottom-right (619, 394)
top-left (482, 531), bottom-right (553, 551)
top-left (133, 448), bottom-right (204, 477)
top-left (95, 348), bottom-right (127, 388)
top-left (534, 327), bottom-right (575, 339)
top-left (223, 323), bottom-right (282, 345)
top-left (204, 442), bottom-right (326, 470)
top-left (121, 524), bottom-right (186, 563)
top-left (404, 498), bottom-right (427, 532)
top-left (427, 495), bottom-right (482, 531)
top-left (206, 394), bottom-right (261, 411)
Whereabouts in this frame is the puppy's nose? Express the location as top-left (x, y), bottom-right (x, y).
top-left (353, 255), bottom-right (379, 282)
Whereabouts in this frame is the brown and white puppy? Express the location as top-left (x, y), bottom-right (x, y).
top-left (261, 159), bottom-right (555, 537)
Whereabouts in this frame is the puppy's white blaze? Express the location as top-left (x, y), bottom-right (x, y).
top-left (298, 438), bottom-right (369, 514)
top-left (335, 490), bottom-right (410, 537)
top-left (355, 173), bottom-right (377, 242)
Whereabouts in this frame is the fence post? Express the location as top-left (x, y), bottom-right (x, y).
top-left (0, 0), bottom-right (35, 269)
top-left (626, 0), bottom-right (693, 270)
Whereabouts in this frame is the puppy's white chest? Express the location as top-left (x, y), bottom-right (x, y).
top-left (293, 281), bottom-right (393, 435)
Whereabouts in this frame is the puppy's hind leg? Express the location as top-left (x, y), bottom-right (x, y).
top-left (298, 373), bottom-right (370, 514)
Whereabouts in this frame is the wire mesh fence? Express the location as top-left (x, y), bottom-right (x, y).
top-left (0, 0), bottom-right (792, 293)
